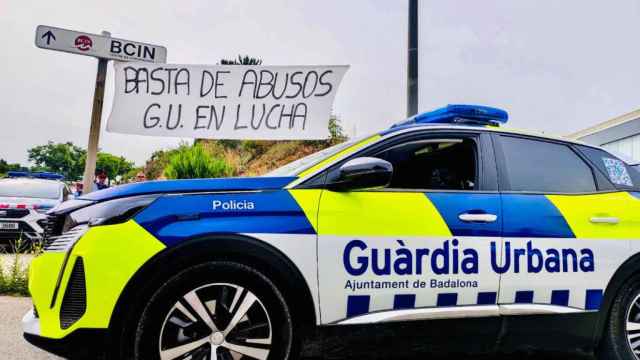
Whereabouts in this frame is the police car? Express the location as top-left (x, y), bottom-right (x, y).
top-left (23, 105), bottom-right (640, 359)
top-left (0, 172), bottom-right (69, 250)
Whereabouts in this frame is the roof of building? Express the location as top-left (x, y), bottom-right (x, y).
top-left (567, 108), bottom-right (640, 140)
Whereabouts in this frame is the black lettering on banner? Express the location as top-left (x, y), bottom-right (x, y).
top-left (251, 104), bottom-right (266, 130)
top-left (150, 67), bottom-right (166, 95)
top-left (315, 70), bottom-right (333, 97)
top-left (124, 66), bottom-right (139, 93)
top-left (200, 70), bottom-right (214, 97)
top-left (214, 71), bottom-right (230, 98)
top-left (234, 104), bottom-right (248, 130)
top-left (302, 71), bottom-right (319, 98)
top-left (194, 105), bottom-right (210, 130)
top-left (256, 70), bottom-right (274, 99)
top-left (213, 105), bottom-right (226, 130)
top-left (272, 72), bottom-right (289, 100)
top-left (143, 103), bottom-right (161, 128)
top-left (290, 103), bottom-right (308, 129)
top-left (165, 104), bottom-right (182, 130)
top-left (279, 103), bottom-right (294, 128)
top-left (286, 71), bottom-right (303, 98)
top-left (164, 68), bottom-right (178, 94)
top-left (174, 68), bottom-right (190, 95)
top-left (265, 104), bottom-right (280, 129)
top-left (238, 70), bottom-right (257, 98)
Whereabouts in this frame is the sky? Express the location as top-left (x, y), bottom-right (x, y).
top-left (1, 0), bottom-right (639, 166)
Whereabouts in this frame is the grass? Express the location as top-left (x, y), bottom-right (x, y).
top-left (0, 236), bottom-right (41, 297)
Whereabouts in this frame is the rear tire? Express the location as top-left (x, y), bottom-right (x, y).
top-left (133, 261), bottom-right (296, 360)
top-left (599, 274), bottom-right (640, 360)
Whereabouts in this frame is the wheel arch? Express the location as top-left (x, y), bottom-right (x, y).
top-left (593, 251), bottom-right (640, 345)
top-left (107, 233), bottom-right (318, 350)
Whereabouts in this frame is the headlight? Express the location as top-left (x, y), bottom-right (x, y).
top-left (64, 195), bottom-right (160, 231)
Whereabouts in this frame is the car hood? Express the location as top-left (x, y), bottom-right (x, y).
top-left (79, 176), bottom-right (298, 202)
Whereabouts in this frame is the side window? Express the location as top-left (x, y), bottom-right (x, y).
top-left (499, 136), bottom-right (596, 193)
top-left (373, 137), bottom-right (478, 190)
top-left (577, 145), bottom-right (640, 190)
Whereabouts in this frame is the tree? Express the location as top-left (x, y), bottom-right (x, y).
top-left (219, 55), bottom-right (263, 65)
top-left (164, 144), bottom-right (233, 179)
top-left (94, 153), bottom-right (134, 181)
top-left (0, 159), bottom-right (28, 176)
top-left (28, 142), bottom-right (85, 180)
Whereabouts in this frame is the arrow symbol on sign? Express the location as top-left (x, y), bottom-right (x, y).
top-left (42, 30), bottom-right (56, 45)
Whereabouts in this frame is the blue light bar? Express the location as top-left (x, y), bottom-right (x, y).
top-left (32, 172), bottom-right (64, 180)
top-left (7, 171), bottom-right (30, 178)
top-left (394, 104), bottom-right (509, 127)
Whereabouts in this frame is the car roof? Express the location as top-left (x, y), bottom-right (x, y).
top-left (0, 177), bottom-right (64, 186)
top-left (379, 123), bottom-right (593, 148)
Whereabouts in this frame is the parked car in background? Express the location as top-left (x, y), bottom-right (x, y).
top-left (0, 172), bottom-right (70, 250)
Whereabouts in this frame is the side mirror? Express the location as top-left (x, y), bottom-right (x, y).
top-left (327, 157), bottom-right (393, 191)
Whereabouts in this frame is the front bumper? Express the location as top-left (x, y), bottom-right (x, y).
top-left (23, 309), bottom-right (108, 359)
top-left (23, 220), bottom-right (165, 353)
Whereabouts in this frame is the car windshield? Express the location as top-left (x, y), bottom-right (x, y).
top-left (267, 135), bottom-right (373, 177)
top-left (0, 180), bottom-right (61, 199)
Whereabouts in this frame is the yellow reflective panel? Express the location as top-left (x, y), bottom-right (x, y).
top-left (547, 192), bottom-right (640, 239)
top-left (297, 135), bottom-right (381, 178)
top-left (33, 220), bottom-right (165, 339)
top-left (318, 191), bottom-right (452, 236)
top-left (28, 252), bottom-right (66, 337)
top-left (289, 189), bottom-right (322, 232)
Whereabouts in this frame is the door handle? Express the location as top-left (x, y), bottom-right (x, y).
top-left (459, 213), bottom-right (498, 223)
top-left (590, 216), bottom-right (620, 225)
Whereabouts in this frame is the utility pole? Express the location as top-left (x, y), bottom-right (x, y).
top-left (82, 31), bottom-right (110, 194)
top-left (407, 0), bottom-right (419, 117)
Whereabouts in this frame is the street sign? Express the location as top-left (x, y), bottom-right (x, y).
top-left (35, 25), bottom-right (167, 63)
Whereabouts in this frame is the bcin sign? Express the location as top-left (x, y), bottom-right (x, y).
top-left (35, 25), bottom-right (167, 63)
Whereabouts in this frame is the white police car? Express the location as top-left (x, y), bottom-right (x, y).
top-left (23, 105), bottom-right (640, 359)
top-left (0, 172), bottom-right (70, 250)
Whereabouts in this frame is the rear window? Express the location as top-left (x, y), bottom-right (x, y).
top-left (0, 180), bottom-right (61, 199)
top-left (499, 136), bottom-right (596, 193)
top-left (577, 145), bottom-right (640, 190)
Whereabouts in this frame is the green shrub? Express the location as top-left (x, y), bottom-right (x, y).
top-left (0, 236), bottom-right (35, 296)
top-left (164, 144), bottom-right (234, 179)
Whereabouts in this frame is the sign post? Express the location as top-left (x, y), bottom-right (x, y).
top-left (35, 25), bottom-right (167, 193)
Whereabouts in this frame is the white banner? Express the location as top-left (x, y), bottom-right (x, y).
top-left (107, 63), bottom-right (349, 140)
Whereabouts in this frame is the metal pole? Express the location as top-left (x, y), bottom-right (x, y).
top-left (407, 0), bottom-right (419, 117)
top-left (82, 31), bottom-right (110, 194)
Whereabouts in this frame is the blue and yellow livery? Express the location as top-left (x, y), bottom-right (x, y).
top-left (23, 105), bottom-right (640, 360)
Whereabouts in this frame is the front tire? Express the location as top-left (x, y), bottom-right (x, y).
top-left (134, 261), bottom-right (295, 360)
top-left (600, 274), bottom-right (640, 360)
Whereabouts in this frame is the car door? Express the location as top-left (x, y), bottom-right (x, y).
top-left (494, 134), bottom-right (640, 314)
top-left (315, 131), bottom-right (503, 325)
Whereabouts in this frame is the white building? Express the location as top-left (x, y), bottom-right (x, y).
top-left (569, 108), bottom-right (640, 163)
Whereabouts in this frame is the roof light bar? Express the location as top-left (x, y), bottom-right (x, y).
top-left (393, 104), bottom-right (509, 128)
top-left (6, 171), bottom-right (64, 180)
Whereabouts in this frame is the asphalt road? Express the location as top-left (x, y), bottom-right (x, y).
top-left (0, 295), bottom-right (595, 360)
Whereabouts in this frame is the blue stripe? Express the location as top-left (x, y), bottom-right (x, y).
top-left (550, 290), bottom-right (570, 306)
top-left (585, 289), bottom-right (603, 310)
top-left (426, 193), bottom-right (501, 237)
top-left (437, 293), bottom-right (458, 306)
top-left (502, 194), bottom-right (575, 238)
top-left (136, 190), bottom-right (315, 247)
top-left (347, 295), bottom-right (370, 317)
top-left (631, 192), bottom-right (640, 200)
top-left (515, 290), bottom-right (534, 303)
top-left (477, 292), bottom-right (497, 305)
top-left (80, 176), bottom-right (296, 201)
top-left (393, 294), bottom-right (416, 310)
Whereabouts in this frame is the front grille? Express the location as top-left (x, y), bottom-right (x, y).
top-left (43, 226), bottom-right (88, 252)
top-left (42, 214), bottom-right (66, 247)
top-left (60, 257), bottom-right (86, 329)
top-left (0, 209), bottom-right (30, 219)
